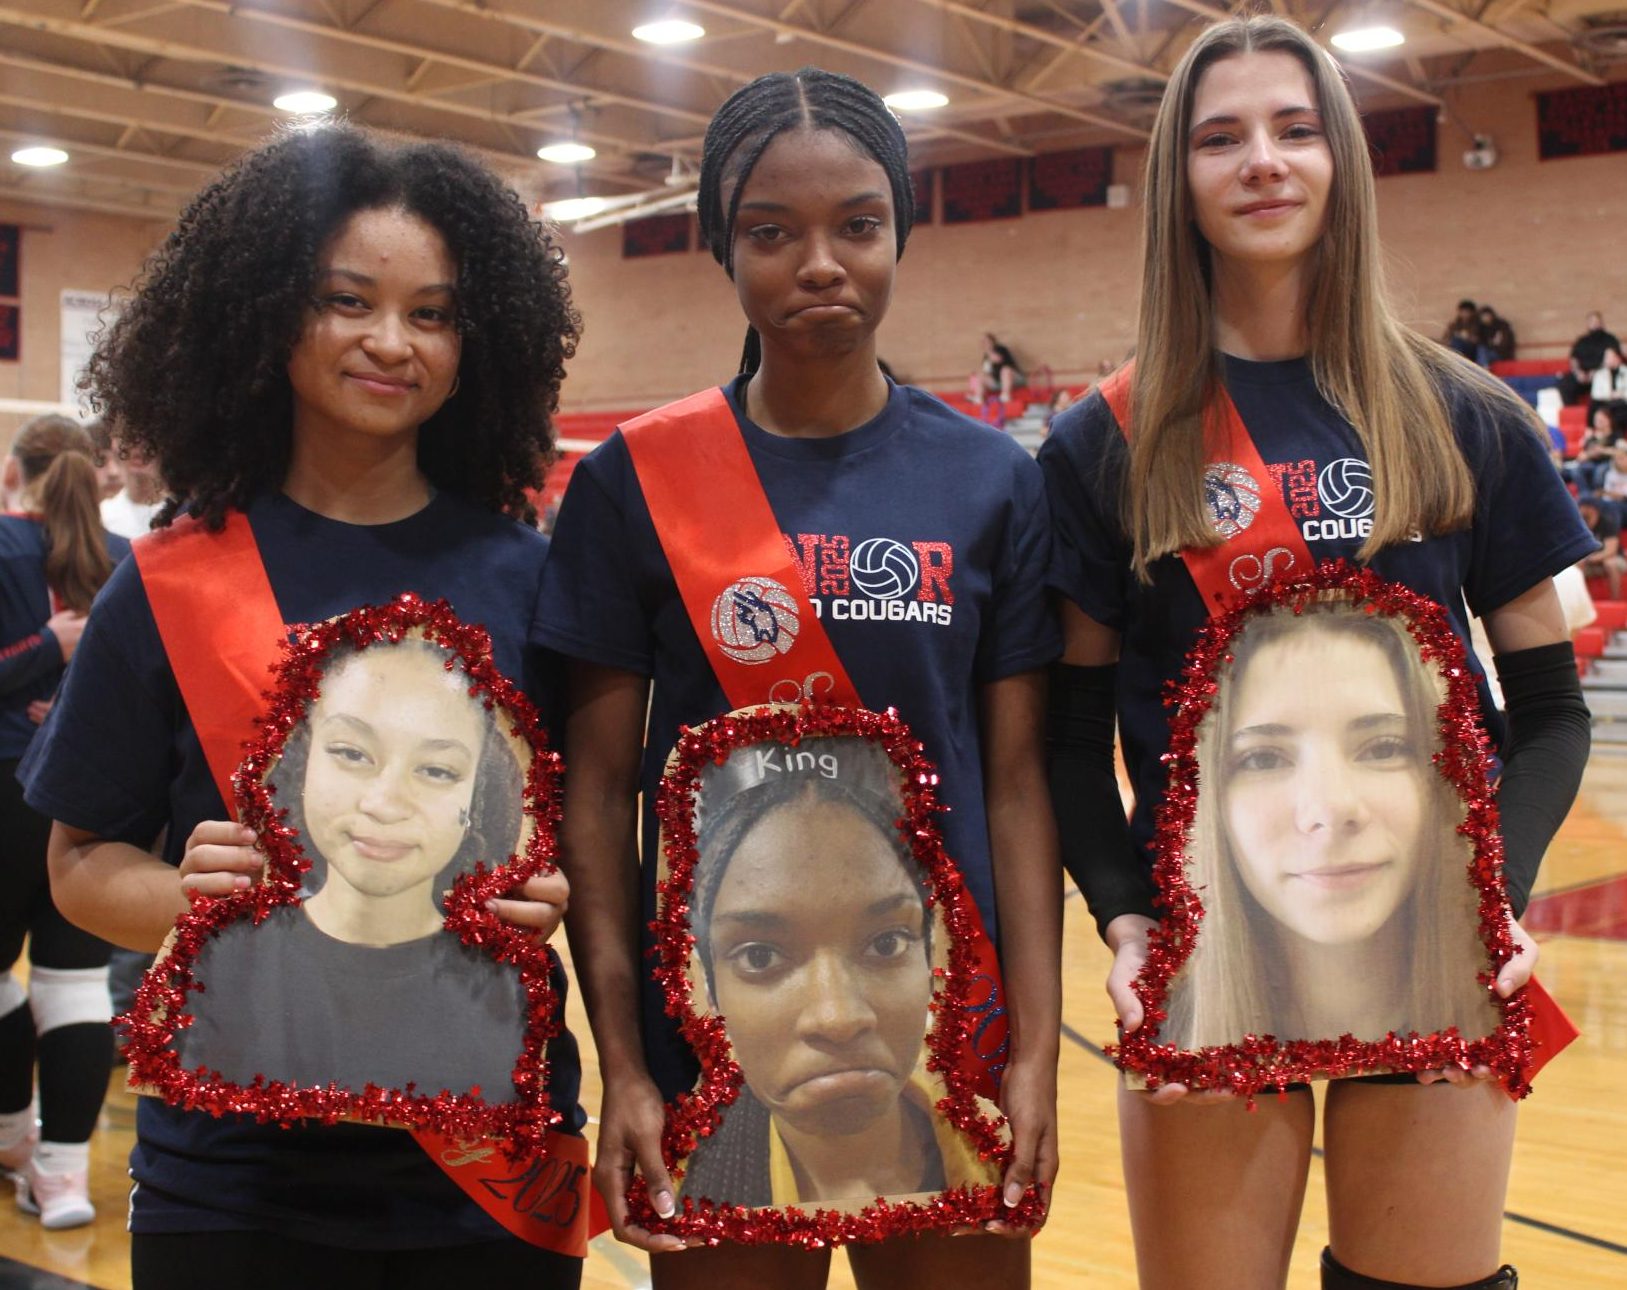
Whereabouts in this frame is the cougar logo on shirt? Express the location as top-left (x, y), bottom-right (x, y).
top-left (783, 533), bottom-right (956, 628)
top-left (711, 576), bottom-right (800, 664)
top-left (1204, 463), bottom-right (1261, 539)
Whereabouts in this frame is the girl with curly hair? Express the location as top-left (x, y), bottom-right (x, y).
top-left (19, 124), bottom-right (586, 1287)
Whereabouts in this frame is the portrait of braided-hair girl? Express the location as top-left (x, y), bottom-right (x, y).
top-left (176, 635), bottom-right (532, 1098)
top-left (675, 736), bottom-right (1000, 1210)
top-left (1162, 601), bottom-right (1498, 1052)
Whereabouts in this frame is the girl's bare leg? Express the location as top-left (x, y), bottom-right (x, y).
top-left (1324, 1079), bottom-right (1516, 1285)
top-left (1119, 1082), bottom-right (1316, 1290)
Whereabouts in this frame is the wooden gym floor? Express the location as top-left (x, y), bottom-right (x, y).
top-left (3, 753), bottom-right (1625, 1289)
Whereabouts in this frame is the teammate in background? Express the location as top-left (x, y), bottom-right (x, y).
top-left (98, 423), bottom-right (166, 539)
top-left (0, 414), bottom-right (128, 1229)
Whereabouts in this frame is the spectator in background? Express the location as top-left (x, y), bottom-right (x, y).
top-left (1560, 310), bottom-right (1621, 404)
top-left (969, 332), bottom-right (1025, 405)
top-left (1043, 387), bottom-right (1075, 434)
top-left (1591, 346), bottom-right (1627, 408)
top-left (1442, 298), bottom-right (1480, 360)
top-left (98, 427), bottom-right (166, 540)
top-left (1569, 404), bottom-right (1620, 493)
top-left (1476, 305), bottom-right (1515, 366)
top-left (84, 419), bottom-right (124, 502)
top-left (1578, 495), bottom-right (1627, 600)
top-left (1600, 444), bottom-right (1627, 503)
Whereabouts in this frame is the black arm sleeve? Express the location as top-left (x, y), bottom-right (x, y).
top-left (1047, 661), bottom-right (1160, 939)
top-left (1493, 641), bottom-right (1591, 917)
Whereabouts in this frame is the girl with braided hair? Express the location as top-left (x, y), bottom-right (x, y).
top-left (541, 66), bottom-right (1061, 1289)
top-left (20, 124), bottom-right (586, 1286)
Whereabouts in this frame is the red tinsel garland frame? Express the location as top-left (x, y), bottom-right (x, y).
top-left (629, 704), bottom-right (1047, 1246)
top-left (121, 593), bottom-right (566, 1151)
top-left (1113, 562), bottom-right (1537, 1099)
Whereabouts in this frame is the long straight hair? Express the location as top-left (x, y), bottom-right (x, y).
top-left (11, 414), bottom-right (114, 614)
top-left (1127, 16), bottom-right (1535, 579)
top-left (1163, 606), bottom-right (1496, 1048)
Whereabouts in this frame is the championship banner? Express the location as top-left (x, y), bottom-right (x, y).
top-left (629, 705), bottom-right (1044, 1246)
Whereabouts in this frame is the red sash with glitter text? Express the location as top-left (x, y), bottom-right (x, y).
top-left (622, 388), bottom-right (1012, 1097)
top-left (133, 512), bottom-right (599, 1256)
top-left (1099, 364), bottom-right (1577, 1085)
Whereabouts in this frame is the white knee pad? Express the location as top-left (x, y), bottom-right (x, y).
top-left (28, 966), bottom-right (112, 1035)
top-left (0, 971), bottom-right (24, 1018)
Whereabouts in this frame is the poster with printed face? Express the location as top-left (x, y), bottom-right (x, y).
top-left (1118, 579), bottom-right (1516, 1095)
top-left (636, 707), bottom-right (1035, 1244)
top-left (128, 602), bottom-right (563, 1141)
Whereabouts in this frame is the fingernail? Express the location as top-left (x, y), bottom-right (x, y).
top-left (483, 899), bottom-right (498, 913)
top-left (1004, 1181), bottom-right (1022, 1207)
top-left (655, 1189), bottom-right (675, 1218)
top-left (233, 875), bottom-right (251, 890)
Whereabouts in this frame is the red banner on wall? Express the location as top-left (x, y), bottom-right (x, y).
top-left (1363, 106), bottom-right (1437, 177)
top-left (941, 158), bottom-right (1022, 223)
top-left (1028, 146), bottom-right (1113, 211)
top-left (0, 224), bottom-right (18, 298)
top-left (1538, 82), bottom-right (1627, 160)
top-left (0, 304), bottom-right (18, 362)
top-left (622, 212), bottom-right (691, 258)
top-left (911, 168), bottom-right (935, 224)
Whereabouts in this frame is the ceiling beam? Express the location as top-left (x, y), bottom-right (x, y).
top-left (1401, 0), bottom-right (1603, 85)
top-left (913, 0), bottom-right (1165, 82)
top-left (677, 0), bottom-right (1150, 138)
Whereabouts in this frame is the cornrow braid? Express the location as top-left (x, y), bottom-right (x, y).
top-left (697, 66), bottom-right (915, 374)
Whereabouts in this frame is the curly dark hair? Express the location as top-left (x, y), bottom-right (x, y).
top-left (84, 123), bottom-right (580, 529)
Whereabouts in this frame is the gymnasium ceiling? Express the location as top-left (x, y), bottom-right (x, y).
top-left (1, 0), bottom-right (1624, 225)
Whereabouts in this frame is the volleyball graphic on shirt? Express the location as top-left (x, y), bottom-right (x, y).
top-left (1203, 463), bottom-right (1261, 539)
top-left (848, 538), bottom-right (920, 600)
top-left (1318, 458), bottom-right (1375, 520)
top-left (711, 576), bottom-right (800, 664)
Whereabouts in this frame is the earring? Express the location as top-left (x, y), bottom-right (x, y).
top-left (458, 807), bottom-right (471, 830)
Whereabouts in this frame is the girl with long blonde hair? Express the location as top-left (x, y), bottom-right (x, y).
top-left (1041, 15), bottom-right (1594, 1288)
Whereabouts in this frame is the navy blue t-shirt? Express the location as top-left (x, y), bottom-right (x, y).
top-left (1039, 354), bottom-right (1598, 863)
top-left (535, 377), bottom-right (1060, 1096)
top-left (0, 514), bottom-right (130, 761)
top-left (18, 490), bottom-right (584, 1249)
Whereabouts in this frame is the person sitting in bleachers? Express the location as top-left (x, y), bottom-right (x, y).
top-left (1442, 298), bottom-right (1481, 360)
top-left (1476, 305), bottom-right (1515, 366)
top-left (1560, 311), bottom-right (1621, 404)
top-left (1578, 495), bottom-right (1627, 600)
top-left (1567, 405), bottom-right (1621, 493)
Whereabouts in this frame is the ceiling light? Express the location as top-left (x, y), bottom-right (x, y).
top-left (883, 89), bottom-right (950, 112)
top-left (538, 142), bottom-right (597, 165)
top-left (1330, 26), bottom-right (1405, 52)
top-left (543, 196), bottom-right (608, 222)
top-left (273, 89), bottom-right (338, 114)
top-left (11, 146), bottom-right (69, 167)
top-left (632, 18), bottom-right (705, 44)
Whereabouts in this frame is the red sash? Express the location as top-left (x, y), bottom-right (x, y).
top-left (1100, 364), bottom-right (1577, 1084)
top-left (622, 388), bottom-right (1012, 1097)
top-left (132, 512), bottom-right (597, 1256)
